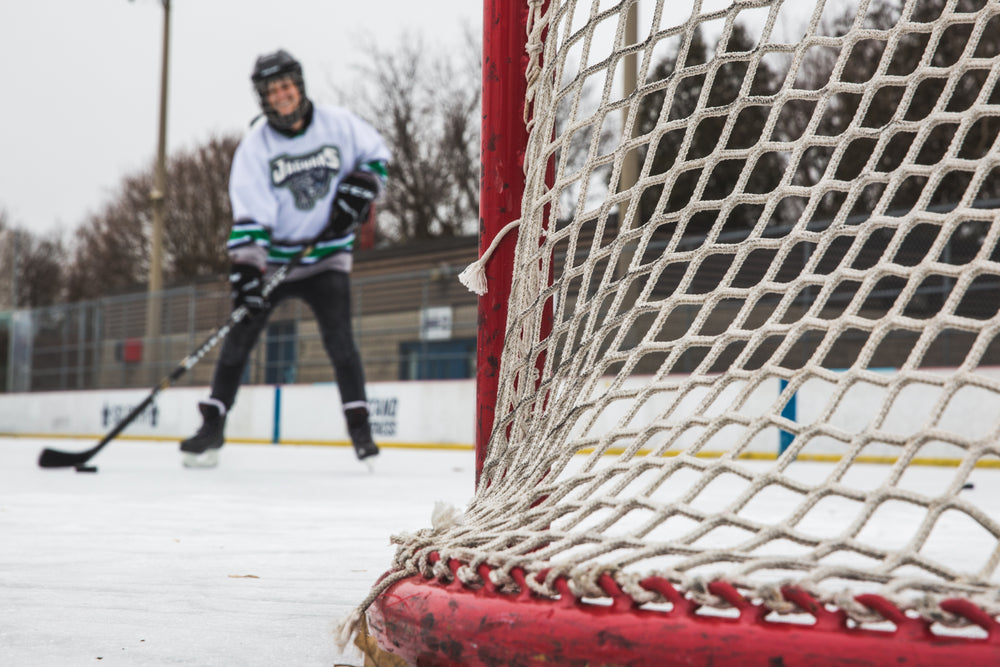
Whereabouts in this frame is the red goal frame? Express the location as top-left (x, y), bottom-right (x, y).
top-left (473, 0), bottom-right (531, 488)
top-left (363, 2), bottom-right (1000, 664)
top-left (366, 554), bottom-right (1000, 665)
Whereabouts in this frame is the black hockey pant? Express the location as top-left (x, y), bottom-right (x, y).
top-left (209, 269), bottom-right (367, 414)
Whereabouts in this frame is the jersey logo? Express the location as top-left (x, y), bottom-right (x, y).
top-left (270, 146), bottom-right (341, 210)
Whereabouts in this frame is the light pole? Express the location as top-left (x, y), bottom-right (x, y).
top-left (9, 229), bottom-right (18, 310)
top-left (145, 0), bottom-right (170, 347)
top-left (6, 230), bottom-right (20, 393)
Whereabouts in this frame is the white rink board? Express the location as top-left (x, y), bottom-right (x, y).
top-left (0, 380), bottom-right (477, 448)
top-left (1, 368), bottom-right (998, 458)
top-left (562, 368), bottom-right (1000, 460)
top-left (278, 380), bottom-right (476, 445)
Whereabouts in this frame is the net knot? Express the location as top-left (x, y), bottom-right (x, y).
top-left (458, 218), bottom-right (522, 295)
top-left (431, 501), bottom-right (465, 530)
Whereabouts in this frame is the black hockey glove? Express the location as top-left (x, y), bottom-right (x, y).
top-left (324, 170), bottom-right (380, 239)
top-left (229, 263), bottom-right (268, 313)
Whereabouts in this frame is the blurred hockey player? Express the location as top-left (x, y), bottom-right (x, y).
top-left (180, 49), bottom-right (389, 469)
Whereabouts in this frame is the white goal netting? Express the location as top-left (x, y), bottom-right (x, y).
top-left (353, 0), bottom-right (1000, 640)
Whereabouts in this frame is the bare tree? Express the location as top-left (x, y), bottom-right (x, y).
top-left (64, 134), bottom-right (238, 301)
top-left (340, 30), bottom-right (481, 244)
top-left (0, 208), bottom-right (9, 308)
top-left (64, 173), bottom-right (152, 301)
top-left (162, 135), bottom-right (238, 280)
top-left (780, 0), bottom-right (1000, 221)
top-left (17, 234), bottom-right (65, 307)
top-left (636, 25), bottom-right (787, 233)
top-left (0, 209), bottom-right (66, 308)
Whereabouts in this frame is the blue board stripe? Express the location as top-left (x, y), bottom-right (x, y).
top-left (273, 385), bottom-right (281, 444)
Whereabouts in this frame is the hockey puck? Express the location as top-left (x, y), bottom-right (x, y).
top-left (75, 465), bottom-right (99, 473)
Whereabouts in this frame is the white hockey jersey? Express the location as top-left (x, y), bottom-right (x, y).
top-left (227, 104), bottom-right (390, 279)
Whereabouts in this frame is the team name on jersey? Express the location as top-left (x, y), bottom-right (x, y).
top-left (270, 146), bottom-right (342, 210)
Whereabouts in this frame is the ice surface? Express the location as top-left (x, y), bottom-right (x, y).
top-left (0, 438), bottom-right (476, 666)
top-left (3, 436), bottom-right (998, 665)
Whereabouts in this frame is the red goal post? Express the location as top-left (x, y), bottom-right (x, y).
top-left (474, 0), bottom-right (535, 487)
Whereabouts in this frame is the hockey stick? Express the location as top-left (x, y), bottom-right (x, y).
top-left (38, 242), bottom-right (317, 469)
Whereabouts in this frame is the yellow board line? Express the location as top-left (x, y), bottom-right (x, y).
top-left (572, 447), bottom-right (1000, 468)
top-left (7, 433), bottom-right (998, 467)
top-left (0, 432), bottom-right (475, 451)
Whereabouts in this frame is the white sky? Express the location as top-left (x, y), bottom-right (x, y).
top-left (0, 0), bottom-right (851, 239)
top-left (0, 0), bottom-right (481, 236)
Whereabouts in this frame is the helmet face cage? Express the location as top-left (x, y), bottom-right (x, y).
top-left (251, 50), bottom-right (311, 131)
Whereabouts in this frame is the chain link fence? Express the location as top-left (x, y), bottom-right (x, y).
top-left (2, 206), bottom-right (997, 395)
top-left (0, 264), bottom-right (480, 393)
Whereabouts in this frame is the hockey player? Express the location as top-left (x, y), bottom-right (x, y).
top-left (180, 49), bottom-right (390, 468)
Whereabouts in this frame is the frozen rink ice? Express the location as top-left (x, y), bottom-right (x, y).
top-left (4, 436), bottom-right (1000, 665)
top-left (0, 437), bottom-right (476, 666)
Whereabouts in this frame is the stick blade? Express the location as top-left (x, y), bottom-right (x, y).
top-left (38, 447), bottom-right (94, 468)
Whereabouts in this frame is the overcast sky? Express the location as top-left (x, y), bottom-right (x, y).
top-left (1, 0), bottom-right (839, 239)
top-left (0, 0), bottom-right (481, 236)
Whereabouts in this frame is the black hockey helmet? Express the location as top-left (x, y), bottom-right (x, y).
top-left (251, 49), bottom-right (312, 131)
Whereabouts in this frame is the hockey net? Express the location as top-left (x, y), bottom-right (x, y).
top-left (346, 0), bottom-right (1000, 663)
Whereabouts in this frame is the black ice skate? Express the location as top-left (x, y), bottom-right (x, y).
top-left (180, 401), bottom-right (226, 468)
top-left (349, 421), bottom-right (379, 468)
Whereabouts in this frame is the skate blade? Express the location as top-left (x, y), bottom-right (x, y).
top-left (182, 449), bottom-right (220, 469)
top-left (358, 452), bottom-right (378, 473)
